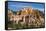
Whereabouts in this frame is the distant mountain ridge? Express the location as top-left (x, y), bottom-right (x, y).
top-left (8, 7), bottom-right (44, 18)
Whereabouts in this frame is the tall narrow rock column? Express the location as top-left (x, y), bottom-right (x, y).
top-left (29, 15), bottom-right (30, 23)
top-left (23, 15), bottom-right (25, 23)
top-left (28, 15), bottom-right (31, 26)
top-left (16, 19), bottom-right (19, 24)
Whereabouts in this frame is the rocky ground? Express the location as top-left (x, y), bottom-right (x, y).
top-left (8, 8), bottom-right (45, 29)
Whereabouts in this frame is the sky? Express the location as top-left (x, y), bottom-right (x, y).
top-left (8, 1), bottom-right (45, 12)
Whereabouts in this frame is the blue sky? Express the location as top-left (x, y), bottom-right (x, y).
top-left (8, 2), bottom-right (45, 12)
